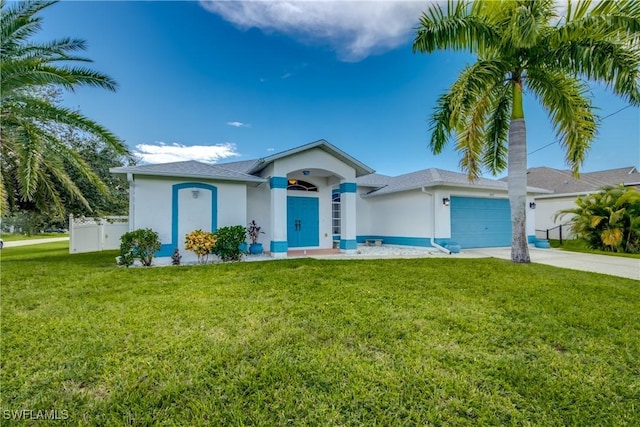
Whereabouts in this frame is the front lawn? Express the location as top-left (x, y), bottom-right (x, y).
top-left (1, 243), bottom-right (638, 425)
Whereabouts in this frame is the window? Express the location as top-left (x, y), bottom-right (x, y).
top-left (332, 191), bottom-right (341, 235)
top-left (287, 179), bottom-right (318, 192)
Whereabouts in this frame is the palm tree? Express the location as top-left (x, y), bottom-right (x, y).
top-left (0, 0), bottom-right (129, 216)
top-left (413, 0), bottom-right (640, 262)
top-left (556, 184), bottom-right (640, 253)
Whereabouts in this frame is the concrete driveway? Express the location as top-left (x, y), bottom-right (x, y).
top-left (463, 247), bottom-right (640, 281)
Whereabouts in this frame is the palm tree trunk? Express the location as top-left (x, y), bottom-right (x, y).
top-left (508, 81), bottom-right (531, 263)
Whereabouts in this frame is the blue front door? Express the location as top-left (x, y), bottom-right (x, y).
top-left (287, 196), bottom-right (319, 248)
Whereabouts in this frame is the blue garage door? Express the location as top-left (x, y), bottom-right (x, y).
top-left (450, 196), bottom-right (511, 248)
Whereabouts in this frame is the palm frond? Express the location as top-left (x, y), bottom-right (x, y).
top-left (0, 1), bottom-right (55, 49)
top-left (13, 97), bottom-right (127, 154)
top-left (526, 68), bottom-right (597, 175)
top-left (1, 61), bottom-right (117, 93)
top-left (15, 120), bottom-right (45, 200)
top-left (413, 0), bottom-right (500, 55)
top-left (482, 84), bottom-right (511, 175)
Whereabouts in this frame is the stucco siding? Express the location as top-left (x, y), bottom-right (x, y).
top-left (247, 186), bottom-right (272, 245)
top-left (369, 191), bottom-right (432, 238)
top-left (535, 196), bottom-right (578, 239)
top-left (132, 176), bottom-right (247, 250)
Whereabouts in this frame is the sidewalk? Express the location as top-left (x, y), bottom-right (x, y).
top-left (1, 237), bottom-right (69, 248)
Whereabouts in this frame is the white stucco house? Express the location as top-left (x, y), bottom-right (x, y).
top-left (111, 139), bottom-right (550, 258)
top-left (523, 166), bottom-right (640, 240)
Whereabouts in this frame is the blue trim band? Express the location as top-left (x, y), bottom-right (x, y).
top-left (270, 240), bottom-right (288, 253)
top-left (269, 177), bottom-right (288, 189)
top-left (339, 182), bottom-right (357, 193)
top-left (340, 239), bottom-right (357, 250)
top-left (527, 235), bottom-right (536, 243)
top-left (356, 235), bottom-right (443, 247)
top-left (157, 244), bottom-right (175, 257)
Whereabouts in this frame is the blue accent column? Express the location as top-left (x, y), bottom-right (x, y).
top-left (339, 182), bottom-right (357, 193)
top-left (270, 176), bottom-right (288, 258)
top-left (339, 239), bottom-right (357, 250)
top-left (270, 241), bottom-right (288, 253)
top-left (269, 176), bottom-right (288, 189)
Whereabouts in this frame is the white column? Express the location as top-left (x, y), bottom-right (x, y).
top-left (339, 182), bottom-right (357, 252)
top-left (269, 177), bottom-right (288, 258)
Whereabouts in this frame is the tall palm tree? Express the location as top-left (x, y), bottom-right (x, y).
top-left (413, 0), bottom-right (640, 262)
top-left (0, 0), bottom-right (129, 216)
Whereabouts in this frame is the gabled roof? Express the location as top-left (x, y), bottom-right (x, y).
top-left (359, 168), bottom-right (551, 197)
top-left (246, 139), bottom-right (375, 177)
top-left (522, 166), bottom-right (639, 195)
top-left (110, 160), bottom-right (266, 183)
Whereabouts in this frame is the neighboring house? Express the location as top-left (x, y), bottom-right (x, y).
top-left (111, 139), bottom-right (549, 258)
top-left (525, 166), bottom-right (640, 239)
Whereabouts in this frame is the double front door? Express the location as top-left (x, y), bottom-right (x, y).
top-left (287, 196), bottom-right (319, 248)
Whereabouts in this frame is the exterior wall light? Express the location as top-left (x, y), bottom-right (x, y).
top-left (288, 179), bottom-right (297, 185)
top-left (192, 189), bottom-right (200, 199)
top-left (442, 197), bottom-right (450, 206)
top-left (529, 202), bottom-right (536, 209)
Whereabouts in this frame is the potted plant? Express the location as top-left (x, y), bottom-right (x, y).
top-left (247, 220), bottom-right (264, 255)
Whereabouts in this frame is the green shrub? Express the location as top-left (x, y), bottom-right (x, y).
top-left (118, 228), bottom-right (162, 267)
top-left (556, 185), bottom-right (640, 253)
top-left (213, 225), bottom-right (246, 262)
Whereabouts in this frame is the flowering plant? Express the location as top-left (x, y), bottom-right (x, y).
top-left (185, 229), bottom-right (217, 264)
top-left (247, 220), bottom-right (264, 244)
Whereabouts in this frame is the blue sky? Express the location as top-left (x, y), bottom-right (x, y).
top-left (39, 1), bottom-right (639, 177)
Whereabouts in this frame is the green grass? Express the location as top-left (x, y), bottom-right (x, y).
top-left (550, 238), bottom-right (640, 259)
top-left (2, 243), bottom-right (639, 426)
top-left (0, 232), bottom-right (68, 242)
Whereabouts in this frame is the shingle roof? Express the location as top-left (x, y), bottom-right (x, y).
top-left (523, 166), bottom-right (639, 194)
top-left (356, 173), bottom-right (393, 187)
top-left (110, 160), bottom-right (265, 183)
top-left (359, 168), bottom-right (550, 197)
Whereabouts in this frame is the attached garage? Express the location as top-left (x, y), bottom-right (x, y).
top-left (450, 196), bottom-right (511, 248)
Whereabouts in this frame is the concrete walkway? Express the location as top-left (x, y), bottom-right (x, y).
top-left (463, 247), bottom-right (640, 281)
top-left (1, 237), bottom-right (69, 248)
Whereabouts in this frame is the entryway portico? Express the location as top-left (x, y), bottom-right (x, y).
top-left (244, 141), bottom-right (373, 258)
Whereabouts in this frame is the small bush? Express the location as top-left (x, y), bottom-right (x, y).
top-left (185, 229), bottom-right (217, 264)
top-left (119, 228), bottom-right (162, 267)
top-left (171, 248), bottom-right (182, 266)
top-left (247, 220), bottom-right (264, 244)
top-left (214, 225), bottom-right (246, 262)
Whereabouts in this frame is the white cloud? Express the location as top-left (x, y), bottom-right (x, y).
top-left (199, 0), bottom-right (429, 62)
top-left (133, 142), bottom-right (240, 164)
top-left (227, 121), bottom-right (251, 128)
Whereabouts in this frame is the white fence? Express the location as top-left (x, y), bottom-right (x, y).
top-left (69, 215), bottom-right (129, 254)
